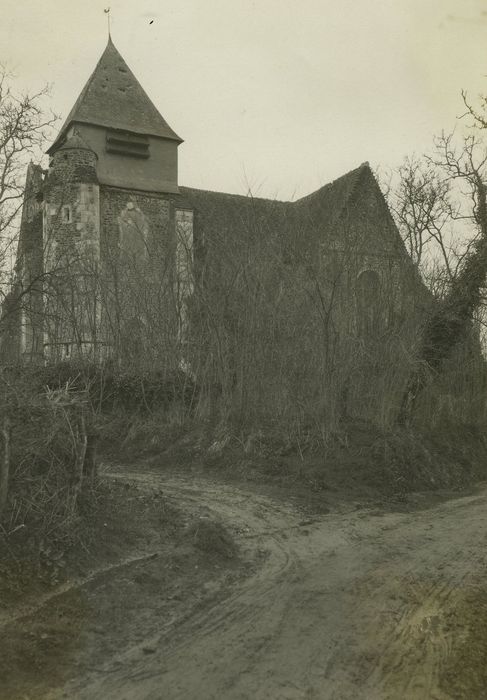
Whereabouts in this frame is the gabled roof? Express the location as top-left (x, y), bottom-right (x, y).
top-left (179, 187), bottom-right (291, 229)
top-left (293, 162), bottom-right (369, 230)
top-left (180, 163), bottom-right (420, 273)
top-left (179, 163), bottom-right (370, 238)
top-left (48, 37), bottom-right (182, 154)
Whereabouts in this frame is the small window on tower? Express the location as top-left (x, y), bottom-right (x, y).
top-left (62, 205), bottom-right (72, 223)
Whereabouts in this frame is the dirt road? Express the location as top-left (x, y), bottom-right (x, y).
top-left (52, 470), bottom-right (487, 699)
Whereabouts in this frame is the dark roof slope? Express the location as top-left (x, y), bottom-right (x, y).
top-left (179, 187), bottom-right (291, 228)
top-left (180, 163), bottom-right (369, 239)
top-left (181, 164), bottom-right (427, 302)
top-left (293, 162), bottom-right (368, 230)
top-left (178, 187), bottom-right (293, 264)
top-left (48, 38), bottom-right (182, 153)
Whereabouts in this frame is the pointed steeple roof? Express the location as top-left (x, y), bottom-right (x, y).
top-left (48, 38), bottom-right (182, 153)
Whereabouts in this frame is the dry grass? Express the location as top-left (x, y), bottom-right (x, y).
top-left (439, 581), bottom-right (487, 699)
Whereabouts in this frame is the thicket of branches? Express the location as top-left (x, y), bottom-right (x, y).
top-left (186, 205), bottom-right (484, 443)
top-left (0, 70), bottom-right (56, 284)
top-left (384, 93), bottom-right (487, 420)
top-left (0, 73), bottom-right (93, 545)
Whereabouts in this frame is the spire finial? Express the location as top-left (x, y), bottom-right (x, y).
top-left (104, 7), bottom-right (111, 37)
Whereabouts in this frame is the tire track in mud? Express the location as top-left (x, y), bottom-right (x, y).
top-left (52, 472), bottom-right (487, 700)
top-left (60, 470), bottom-right (312, 699)
top-left (108, 471), bottom-right (306, 653)
top-left (66, 471), bottom-right (368, 700)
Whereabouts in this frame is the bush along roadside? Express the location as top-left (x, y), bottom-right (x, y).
top-left (0, 370), bottom-right (100, 597)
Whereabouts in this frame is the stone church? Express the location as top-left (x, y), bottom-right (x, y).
top-left (0, 38), bottom-right (423, 368)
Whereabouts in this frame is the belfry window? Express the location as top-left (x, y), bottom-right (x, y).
top-left (106, 129), bottom-right (149, 158)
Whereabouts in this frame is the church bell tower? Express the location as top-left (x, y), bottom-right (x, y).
top-left (42, 37), bottom-right (193, 363)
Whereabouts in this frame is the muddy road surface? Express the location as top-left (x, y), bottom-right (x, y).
top-left (48, 471), bottom-right (487, 699)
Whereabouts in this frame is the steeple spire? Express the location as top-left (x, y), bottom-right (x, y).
top-left (47, 38), bottom-right (182, 154)
top-left (104, 8), bottom-right (111, 38)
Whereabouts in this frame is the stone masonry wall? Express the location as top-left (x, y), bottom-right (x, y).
top-left (43, 149), bottom-right (101, 358)
top-left (99, 186), bottom-right (177, 364)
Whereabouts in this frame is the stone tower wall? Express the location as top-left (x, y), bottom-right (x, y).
top-left (43, 145), bottom-right (101, 359)
top-left (73, 123), bottom-right (179, 193)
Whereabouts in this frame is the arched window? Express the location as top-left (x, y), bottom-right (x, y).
top-left (118, 203), bottom-right (149, 259)
top-left (356, 269), bottom-right (382, 338)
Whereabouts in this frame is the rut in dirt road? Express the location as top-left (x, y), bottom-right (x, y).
top-left (58, 471), bottom-right (487, 700)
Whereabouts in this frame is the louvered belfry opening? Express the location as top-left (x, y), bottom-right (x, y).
top-left (106, 129), bottom-right (149, 159)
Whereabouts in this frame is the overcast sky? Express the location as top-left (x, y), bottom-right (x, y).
top-left (2, 0), bottom-right (487, 199)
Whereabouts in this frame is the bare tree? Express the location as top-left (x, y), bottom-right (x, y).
top-left (393, 108), bottom-right (487, 421)
top-left (387, 157), bottom-right (456, 280)
top-left (0, 69), bottom-right (57, 282)
top-left (0, 71), bottom-right (57, 516)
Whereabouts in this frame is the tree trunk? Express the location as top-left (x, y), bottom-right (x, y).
top-left (0, 416), bottom-right (12, 520)
top-left (83, 429), bottom-right (99, 486)
top-left (71, 409), bottom-right (87, 513)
